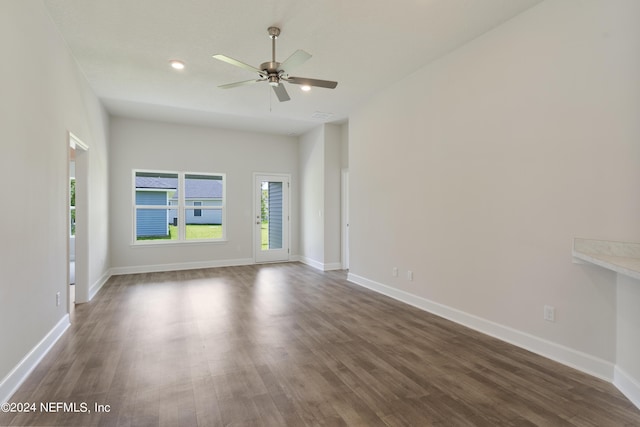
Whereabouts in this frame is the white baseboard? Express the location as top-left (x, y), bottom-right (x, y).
top-left (614, 367), bottom-right (640, 409)
top-left (0, 315), bottom-right (70, 404)
top-left (324, 262), bottom-right (343, 271)
top-left (299, 256), bottom-right (343, 271)
top-left (110, 258), bottom-right (255, 276)
top-left (89, 269), bottom-right (112, 301)
top-left (298, 256), bottom-right (324, 271)
top-left (347, 272), bottom-right (615, 382)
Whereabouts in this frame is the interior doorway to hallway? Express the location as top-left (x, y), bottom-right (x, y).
top-left (68, 133), bottom-right (88, 309)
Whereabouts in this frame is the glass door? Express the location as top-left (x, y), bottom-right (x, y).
top-left (255, 174), bottom-right (289, 263)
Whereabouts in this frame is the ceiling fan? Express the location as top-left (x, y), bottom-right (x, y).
top-left (213, 26), bottom-right (338, 102)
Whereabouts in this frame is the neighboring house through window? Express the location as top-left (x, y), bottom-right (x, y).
top-left (133, 170), bottom-right (225, 243)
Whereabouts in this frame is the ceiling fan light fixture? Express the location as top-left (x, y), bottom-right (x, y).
top-left (169, 60), bottom-right (185, 70)
top-left (268, 75), bottom-right (279, 87)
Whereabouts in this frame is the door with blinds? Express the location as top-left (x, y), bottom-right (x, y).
top-left (254, 174), bottom-right (290, 263)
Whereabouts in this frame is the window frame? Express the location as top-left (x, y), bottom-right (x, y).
top-left (132, 169), bottom-right (226, 245)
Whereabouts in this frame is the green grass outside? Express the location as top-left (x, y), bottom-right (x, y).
top-left (138, 223), bottom-right (269, 247)
top-left (137, 224), bottom-right (223, 241)
top-left (181, 224), bottom-right (223, 239)
top-left (262, 223), bottom-right (268, 250)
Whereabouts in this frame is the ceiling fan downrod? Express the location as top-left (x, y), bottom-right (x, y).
top-left (264, 27), bottom-right (282, 86)
top-left (268, 26), bottom-right (280, 62)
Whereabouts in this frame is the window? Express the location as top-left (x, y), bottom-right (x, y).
top-left (133, 170), bottom-right (225, 243)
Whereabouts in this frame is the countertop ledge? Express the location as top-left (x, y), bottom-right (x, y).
top-left (573, 238), bottom-right (640, 281)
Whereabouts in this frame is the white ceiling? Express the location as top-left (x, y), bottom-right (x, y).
top-left (43, 0), bottom-right (541, 135)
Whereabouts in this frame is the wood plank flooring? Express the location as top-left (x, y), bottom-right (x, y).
top-left (2, 263), bottom-right (639, 426)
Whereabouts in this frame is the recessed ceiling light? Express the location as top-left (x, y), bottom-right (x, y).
top-left (169, 60), bottom-right (185, 70)
top-left (300, 85), bottom-right (311, 92)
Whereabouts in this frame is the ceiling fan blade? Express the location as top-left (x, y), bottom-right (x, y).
top-left (278, 50), bottom-right (312, 72)
top-left (218, 78), bottom-right (265, 89)
top-left (286, 76), bottom-right (338, 89)
top-left (213, 54), bottom-right (263, 75)
top-left (272, 84), bottom-right (290, 102)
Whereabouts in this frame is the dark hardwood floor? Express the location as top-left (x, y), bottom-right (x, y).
top-left (2, 263), bottom-right (639, 426)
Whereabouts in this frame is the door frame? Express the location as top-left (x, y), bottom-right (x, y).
top-left (341, 168), bottom-right (349, 270)
top-left (253, 173), bottom-right (291, 264)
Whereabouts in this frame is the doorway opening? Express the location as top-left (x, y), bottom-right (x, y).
top-left (68, 133), bottom-right (88, 309)
top-left (69, 149), bottom-right (76, 308)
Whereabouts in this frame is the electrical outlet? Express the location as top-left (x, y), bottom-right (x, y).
top-left (543, 305), bottom-right (555, 322)
top-left (407, 270), bottom-right (413, 281)
top-left (56, 292), bottom-right (61, 307)
top-left (392, 267), bottom-right (398, 277)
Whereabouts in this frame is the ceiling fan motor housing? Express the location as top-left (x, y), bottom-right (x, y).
top-left (260, 60), bottom-right (283, 86)
top-left (260, 61), bottom-right (281, 74)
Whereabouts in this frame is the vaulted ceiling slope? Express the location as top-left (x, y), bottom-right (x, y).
top-left (43, 0), bottom-right (541, 135)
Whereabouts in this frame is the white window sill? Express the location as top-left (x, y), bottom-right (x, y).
top-left (131, 239), bottom-right (228, 248)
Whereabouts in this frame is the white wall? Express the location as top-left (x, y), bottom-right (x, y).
top-left (349, 0), bottom-right (640, 378)
top-left (109, 116), bottom-right (299, 272)
top-left (324, 124), bottom-right (342, 267)
top-left (0, 0), bottom-right (110, 401)
top-left (340, 123), bottom-right (349, 169)
top-left (298, 124), bottom-right (344, 269)
top-left (299, 126), bottom-right (325, 264)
